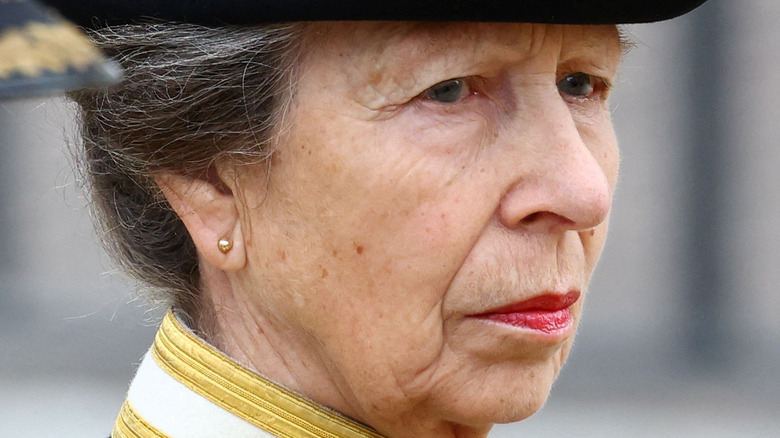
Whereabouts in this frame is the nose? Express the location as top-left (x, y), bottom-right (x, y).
top-left (498, 98), bottom-right (613, 234)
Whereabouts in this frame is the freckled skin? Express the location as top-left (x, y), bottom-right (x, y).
top-left (219, 22), bottom-right (622, 438)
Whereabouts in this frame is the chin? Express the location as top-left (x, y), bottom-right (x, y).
top-left (493, 385), bottom-right (554, 424)
top-left (436, 355), bottom-right (564, 428)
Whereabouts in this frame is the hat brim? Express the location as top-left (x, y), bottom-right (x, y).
top-left (44, 0), bottom-right (709, 28)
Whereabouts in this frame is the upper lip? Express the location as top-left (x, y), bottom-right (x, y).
top-left (470, 290), bottom-right (581, 316)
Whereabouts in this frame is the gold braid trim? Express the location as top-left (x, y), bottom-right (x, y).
top-left (0, 21), bottom-right (102, 79)
top-left (113, 399), bottom-right (170, 438)
top-left (152, 310), bottom-right (386, 438)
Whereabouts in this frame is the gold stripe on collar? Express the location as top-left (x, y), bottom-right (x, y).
top-left (113, 399), bottom-right (168, 438)
top-left (151, 310), bottom-right (385, 438)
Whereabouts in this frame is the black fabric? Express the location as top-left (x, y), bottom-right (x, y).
top-left (42, 0), bottom-right (709, 28)
top-left (1, 0), bottom-right (58, 29)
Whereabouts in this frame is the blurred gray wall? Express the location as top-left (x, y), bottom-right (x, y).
top-left (2, 1), bottom-right (778, 436)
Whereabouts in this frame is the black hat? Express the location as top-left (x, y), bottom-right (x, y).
top-left (43, 0), bottom-right (709, 29)
top-left (0, 0), bottom-right (121, 99)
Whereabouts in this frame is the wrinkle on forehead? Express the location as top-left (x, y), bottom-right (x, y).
top-left (305, 21), bottom-right (543, 60)
top-left (559, 25), bottom-right (623, 61)
top-left (296, 22), bottom-right (621, 111)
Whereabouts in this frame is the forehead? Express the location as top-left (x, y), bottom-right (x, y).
top-left (299, 22), bottom-right (622, 68)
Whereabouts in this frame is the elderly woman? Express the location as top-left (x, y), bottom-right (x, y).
top-left (56, 1), bottom-right (709, 437)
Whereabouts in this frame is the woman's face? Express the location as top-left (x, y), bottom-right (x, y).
top-left (230, 22), bottom-right (622, 437)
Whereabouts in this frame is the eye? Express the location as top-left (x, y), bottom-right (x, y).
top-left (557, 72), bottom-right (596, 98)
top-left (423, 78), bottom-right (470, 103)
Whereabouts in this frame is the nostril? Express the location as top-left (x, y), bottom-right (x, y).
top-left (519, 211), bottom-right (576, 230)
top-left (520, 212), bottom-right (541, 225)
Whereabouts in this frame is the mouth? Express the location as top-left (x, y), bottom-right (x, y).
top-left (468, 291), bottom-right (581, 335)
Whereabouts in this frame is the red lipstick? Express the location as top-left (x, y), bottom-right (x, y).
top-left (472, 291), bottom-right (580, 334)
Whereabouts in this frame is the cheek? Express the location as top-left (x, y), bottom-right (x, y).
top-left (256, 116), bottom-right (490, 331)
top-left (279, 106), bottom-right (496, 279)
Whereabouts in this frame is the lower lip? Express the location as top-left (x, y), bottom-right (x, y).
top-left (480, 308), bottom-right (573, 334)
top-left (470, 291), bottom-right (580, 335)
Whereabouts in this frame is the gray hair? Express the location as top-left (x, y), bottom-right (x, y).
top-left (69, 22), bottom-right (305, 318)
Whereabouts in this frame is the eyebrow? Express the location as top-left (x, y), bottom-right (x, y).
top-left (617, 25), bottom-right (637, 55)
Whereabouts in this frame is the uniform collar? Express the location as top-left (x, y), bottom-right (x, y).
top-left (113, 309), bottom-right (385, 438)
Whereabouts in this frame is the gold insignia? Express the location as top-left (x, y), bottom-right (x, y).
top-left (0, 21), bottom-right (102, 79)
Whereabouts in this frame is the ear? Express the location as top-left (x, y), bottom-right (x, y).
top-left (155, 167), bottom-right (246, 272)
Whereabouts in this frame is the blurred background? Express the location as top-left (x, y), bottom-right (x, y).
top-left (1, 0), bottom-right (778, 436)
